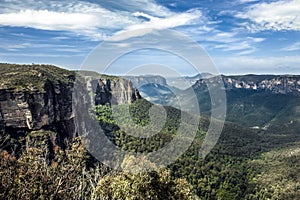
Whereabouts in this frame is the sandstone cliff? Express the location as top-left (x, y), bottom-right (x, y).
top-left (92, 78), bottom-right (141, 105)
top-left (0, 64), bottom-right (141, 147)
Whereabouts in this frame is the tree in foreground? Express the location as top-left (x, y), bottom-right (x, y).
top-left (94, 155), bottom-right (198, 200)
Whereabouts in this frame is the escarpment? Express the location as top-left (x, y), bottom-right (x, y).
top-left (0, 64), bottom-right (141, 149)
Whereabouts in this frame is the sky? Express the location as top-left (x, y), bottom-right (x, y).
top-left (0, 0), bottom-right (299, 75)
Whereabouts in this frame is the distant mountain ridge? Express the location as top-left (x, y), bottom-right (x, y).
top-left (122, 75), bottom-right (167, 88)
top-left (195, 74), bottom-right (300, 96)
top-left (167, 73), bottom-right (215, 89)
top-left (192, 74), bottom-right (300, 134)
top-left (125, 73), bottom-right (300, 134)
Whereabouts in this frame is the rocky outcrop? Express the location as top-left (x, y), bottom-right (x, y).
top-left (0, 64), bottom-right (141, 147)
top-left (92, 78), bottom-right (141, 106)
top-left (0, 80), bottom-right (75, 143)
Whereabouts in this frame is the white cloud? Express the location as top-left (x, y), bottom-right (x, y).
top-left (111, 9), bottom-right (204, 41)
top-left (0, 0), bottom-right (205, 41)
top-left (236, 0), bottom-right (300, 31)
top-left (282, 42), bottom-right (300, 51)
top-left (0, 41), bottom-right (89, 53)
top-left (247, 37), bottom-right (265, 42)
top-left (99, 0), bottom-right (172, 17)
top-left (0, 0), bottom-right (141, 40)
top-left (194, 29), bottom-right (264, 54)
top-left (181, 27), bottom-right (240, 44)
top-left (0, 10), bottom-right (99, 30)
top-left (235, 49), bottom-right (256, 55)
top-left (212, 39), bottom-right (262, 55)
top-left (237, 0), bottom-right (258, 4)
top-left (215, 41), bottom-right (252, 51)
top-left (174, 21), bottom-right (266, 55)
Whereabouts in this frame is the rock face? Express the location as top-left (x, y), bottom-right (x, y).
top-left (92, 78), bottom-right (141, 106)
top-left (0, 80), bottom-right (75, 143)
top-left (0, 64), bottom-right (141, 146)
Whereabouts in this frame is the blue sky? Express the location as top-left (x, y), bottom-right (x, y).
top-left (0, 0), bottom-right (299, 75)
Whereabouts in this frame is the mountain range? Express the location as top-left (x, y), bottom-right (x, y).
top-left (126, 73), bottom-right (300, 134)
top-left (1, 63), bottom-right (300, 199)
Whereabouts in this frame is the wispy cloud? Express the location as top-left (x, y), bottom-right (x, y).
top-left (184, 27), bottom-right (265, 54)
top-left (0, 52), bottom-right (84, 58)
top-left (236, 0), bottom-right (259, 4)
top-left (0, 41), bottom-right (86, 52)
top-left (0, 0), bottom-right (203, 41)
top-left (111, 9), bottom-right (203, 41)
top-left (214, 41), bottom-right (252, 51)
top-left (96, 0), bottom-right (172, 17)
top-left (0, 0), bottom-right (157, 40)
top-left (282, 42), bottom-right (300, 51)
top-left (236, 0), bottom-right (300, 32)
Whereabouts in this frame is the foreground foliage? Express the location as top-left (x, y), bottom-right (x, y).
top-left (0, 131), bottom-right (194, 199)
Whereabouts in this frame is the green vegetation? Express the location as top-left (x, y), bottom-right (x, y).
top-left (0, 63), bottom-right (74, 91)
top-left (0, 135), bottom-right (104, 199)
top-left (92, 100), bottom-right (300, 199)
top-left (248, 143), bottom-right (300, 199)
top-left (0, 132), bottom-right (195, 199)
top-left (1, 96), bottom-right (300, 199)
top-left (94, 156), bottom-right (196, 200)
top-left (75, 70), bottom-right (120, 80)
top-left (225, 91), bottom-right (300, 134)
top-left (192, 85), bottom-right (300, 134)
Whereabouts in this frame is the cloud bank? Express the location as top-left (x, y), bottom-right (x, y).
top-left (236, 0), bottom-right (300, 32)
top-left (0, 0), bottom-right (203, 40)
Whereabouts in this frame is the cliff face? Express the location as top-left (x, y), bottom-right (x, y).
top-left (224, 75), bottom-right (300, 95)
top-left (92, 78), bottom-right (141, 106)
top-left (0, 79), bottom-right (76, 145)
top-left (194, 75), bottom-right (300, 96)
top-left (0, 64), bottom-right (141, 147)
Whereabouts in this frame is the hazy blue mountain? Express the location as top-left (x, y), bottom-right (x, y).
top-left (167, 73), bottom-right (215, 90)
top-left (122, 75), bottom-right (167, 88)
top-left (137, 83), bottom-right (177, 105)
